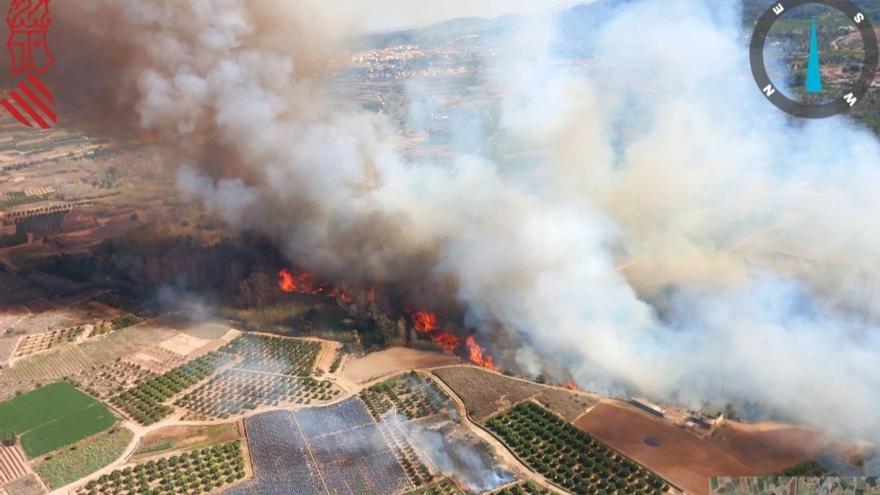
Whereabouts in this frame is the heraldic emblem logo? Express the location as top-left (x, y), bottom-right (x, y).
top-left (3, 0), bottom-right (56, 129)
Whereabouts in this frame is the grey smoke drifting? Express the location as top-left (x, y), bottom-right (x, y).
top-left (52, 0), bottom-right (880, 444)
top-left (392, 414), bottom-right (515, 492)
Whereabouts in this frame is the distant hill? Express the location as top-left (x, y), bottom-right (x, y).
top-left (359, 0), bottom-right (880, 50)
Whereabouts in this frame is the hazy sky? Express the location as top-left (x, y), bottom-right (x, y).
top-left (319, 0), bottom-right (592, 32)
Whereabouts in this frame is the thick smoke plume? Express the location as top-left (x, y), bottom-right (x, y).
top-left (50, 0), bottom-right (880, 444)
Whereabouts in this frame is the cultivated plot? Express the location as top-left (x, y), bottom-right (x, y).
top-left (487, 402), bottom-right (667, 495)
top-left (228, 397), bottom-right (411, 495)
top-left (433, 366), bottom-right (597, 422)
top-left (575, 401), bottom-right (754, 495)
top-left (0, 382), bottom-right (117, 458)
top-left (77, 441), bottom-right (245, 495)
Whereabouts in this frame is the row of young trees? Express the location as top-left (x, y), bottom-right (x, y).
top-left (111, 351), bottom-right (234, 425)
top-left (487, 402), bottom-right (669, 495)
top-left (78, 441), bottom-right (245, 495)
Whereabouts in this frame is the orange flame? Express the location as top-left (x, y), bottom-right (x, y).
top-left (413, 311), bottom-right (439, 333)
top-left (465, 336), bottom-right (500, 371)
top-left (561, 381), bottom-right (580, 391)
top-left (431, 331), bottom-right (459, 355)
top-left (278, 268), bottom-right (296, 293)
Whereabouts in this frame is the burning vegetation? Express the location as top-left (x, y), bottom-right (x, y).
top-left (276, 268), bottom-right (500, 371)
top-left (277, 268), bottom-right (352, 303)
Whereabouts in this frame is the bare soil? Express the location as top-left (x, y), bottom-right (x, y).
top-left (131, 423), bottom-right (240, 462)
top-left (343, 347), bottom-right (460, 384)
top-left (433, 366), bottom-right (597, 421)
top-left (575, 402), bottom-right (754, 495)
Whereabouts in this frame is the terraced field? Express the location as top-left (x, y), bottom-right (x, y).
top-left (0, 445), bottom-right (28, 485)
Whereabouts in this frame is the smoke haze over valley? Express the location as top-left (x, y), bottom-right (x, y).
top-left (39, 0), bottom-right (880, 450)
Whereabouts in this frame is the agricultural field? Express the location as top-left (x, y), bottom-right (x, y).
top-left (433, 366), bottom-right (597, 421)
top-left (709, 476), bottom-right (877, 495)
top-left (224, 410), bottom-right (324, 495)
top-left (124, 347), bottom-right (187, 375)
top-left (404, 479), bottom-right (465, 495)
top-left (71, 360), bottom-right (155, 399)
top-left (11, 326), bottom-right (86, 359)
top-left (0, 317), bottom-right (237, 401)
top-left (575, 402), bottom-right (754, 495)
top-left (76, 441), bottom-right (245, 495)
top-left (174, 335), bottom-right (339, 420)
top-left (33, 427), bottom-right (133, 490)
top-left (487, 402), bottom-right (668, 495)
top-left (132, 423), bottom-right (240, 462)
top-left (361, 372), bottom-right (456, 421)
top-left (406, 415), bottom-right (516, 493)
top-left (491, 481), bottom-right (553, 494)
top-left (344, 348), bottom-right (460, 384)
top-left (378, 414), bottom-right (435, 488)
top-left (111, 351), bottom-right (234, 425)
top-left (220, 334), bottom-right (320, 375)
top-left (229, 398), bottom-right (411, 495)
top-left (176, 368), bottom-right (341, 419)
top-left (0, 444), bottom-right (29, 485)
top-left (0, 382), bottom-right (117, 458)
top-left (0, 323), bottom-right (180, 400)
top-left (1, 473), bottom-right (45, 495)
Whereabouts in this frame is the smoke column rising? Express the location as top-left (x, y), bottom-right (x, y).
top-left (51, 0), bottom-right (880, 443)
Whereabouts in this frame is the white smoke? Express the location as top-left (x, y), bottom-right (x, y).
top-left (53, 0), bottom-right (880, 444)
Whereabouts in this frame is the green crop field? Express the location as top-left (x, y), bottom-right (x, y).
top-left (35, 427), bottom-right (133, 489)
top-left (0, 382), bottom-right (118, 458)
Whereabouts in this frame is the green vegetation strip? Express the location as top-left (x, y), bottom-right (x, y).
top-left (35, 427), bottom-right (133, 490)
top-left (111, 351), bottom-right (234, 425)
top-left (491, 481), bottom-right (552, 494)
top-left (78, 440), bottom-right (245, 495)
top-left (0, 382), bottom-right (118, 458)
top-left (775, 460), bottom-right (833, 477)
top-left (404, 478), bottom-right (465, 495)
top-left (23, 404), bottom-right (117, 458)
top-left (487, 402), bottom-right (668, 495)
